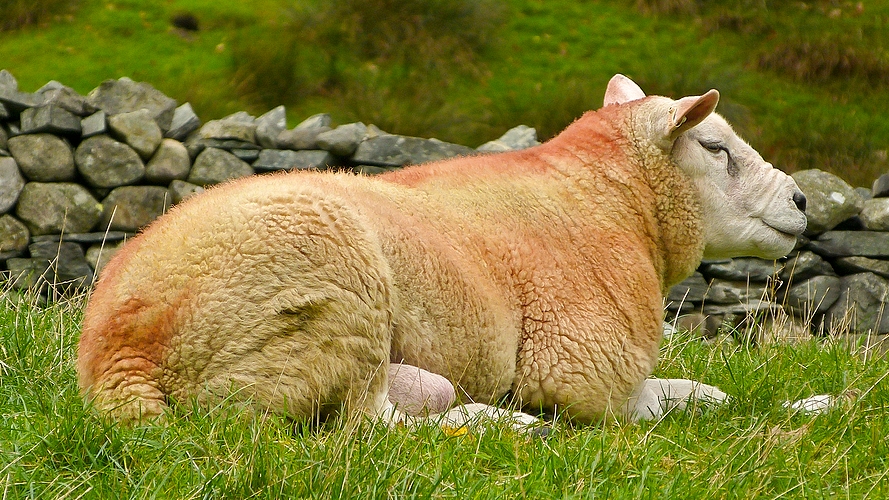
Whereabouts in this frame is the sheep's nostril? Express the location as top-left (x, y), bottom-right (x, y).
top-left (792, 191), bottom-right (807, 212)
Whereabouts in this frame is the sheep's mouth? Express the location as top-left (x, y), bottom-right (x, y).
top-left (762, 218), bottom-right (806, 238)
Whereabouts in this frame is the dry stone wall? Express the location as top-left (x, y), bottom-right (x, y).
top-left (0, 71), bottom-right (537, 294)
top-left (1, 71), bottom-right (888, 340)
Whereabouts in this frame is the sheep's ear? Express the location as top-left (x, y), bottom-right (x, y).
top-left (604, 74), bottom-right (646, 106)
top-left (668, 89), bottom-right (719, 139)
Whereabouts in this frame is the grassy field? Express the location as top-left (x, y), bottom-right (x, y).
top-left (1, 291), bottom-right (887, 498)
top-left (2, 3), bottom-right (889, 497)
top-left (1, 0), bottom-right (888, 186)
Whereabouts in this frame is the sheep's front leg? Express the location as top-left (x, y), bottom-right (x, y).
top-left (623, 378), bottom-right (728, 421)
top-left (387, 401), bottom-right (545, 434)
top-left (437, 403), bottom-right (545, 433)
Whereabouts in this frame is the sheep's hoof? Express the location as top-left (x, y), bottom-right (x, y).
top-left (528, 425), bottom-right (552, 439)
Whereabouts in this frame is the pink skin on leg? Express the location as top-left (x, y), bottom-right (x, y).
top-left (387, 363), bottom-right (456, 416)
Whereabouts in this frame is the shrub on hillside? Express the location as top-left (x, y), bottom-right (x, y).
top-left (307, 0), bottom-right (504, 67)
top-left (1, 0), bottom-right (77, 31)
top-left (757, 39), bottom-right (889, 85)
top-left (634, 0), bottom-right (850, 16)
top-left (633, 0), bottom-right (699, 15)
top-left (230, 0), bottom-right (504, 139)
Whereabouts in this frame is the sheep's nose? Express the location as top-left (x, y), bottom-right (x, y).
top-left (792, 191), bottom-right (807, 212)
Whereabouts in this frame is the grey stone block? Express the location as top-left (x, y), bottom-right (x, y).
top-left (7, 133), bottom-right (76, 182)
top-left (252, 149), bottom-right (335, 172)
top-left (87, 77), bottom-right (177, 131)
top-left (75, 135), bottom-right (145, 188)
top-left (187, 148), bottom-right (254, 186)
top-left (14, 182), bottom-right (102, 235)
top-left (20, 104), bottom-right (82, 135)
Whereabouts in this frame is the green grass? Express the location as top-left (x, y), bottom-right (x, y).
top-left (2, 3), bottom-right (889, 495)
top-left (3, 2), bottom-right (888, 496)
top-left (2, 290), bottom-right (888, 498)
top-left (2, 0), bottom-right (889, 186)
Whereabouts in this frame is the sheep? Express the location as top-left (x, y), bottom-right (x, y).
top-left (77, 74), bottom-right (807, 426)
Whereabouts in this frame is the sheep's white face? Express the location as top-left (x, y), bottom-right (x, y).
top-left (604, 74), bottom-right (807, 260)
top-left (672, 113), bottom-right (807, 259)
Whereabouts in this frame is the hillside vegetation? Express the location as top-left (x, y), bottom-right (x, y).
top-left (1, 0), bottom-right (887, 186)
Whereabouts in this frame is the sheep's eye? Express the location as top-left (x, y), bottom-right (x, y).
top-left (700, 141), bottom-right (738, 176)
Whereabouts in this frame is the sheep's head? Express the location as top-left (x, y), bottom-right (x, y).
top-left (604, 74), bottom-right (807, 260)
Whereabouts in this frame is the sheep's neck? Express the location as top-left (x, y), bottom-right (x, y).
top-left (543, 108), bottom-right (705, 294)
